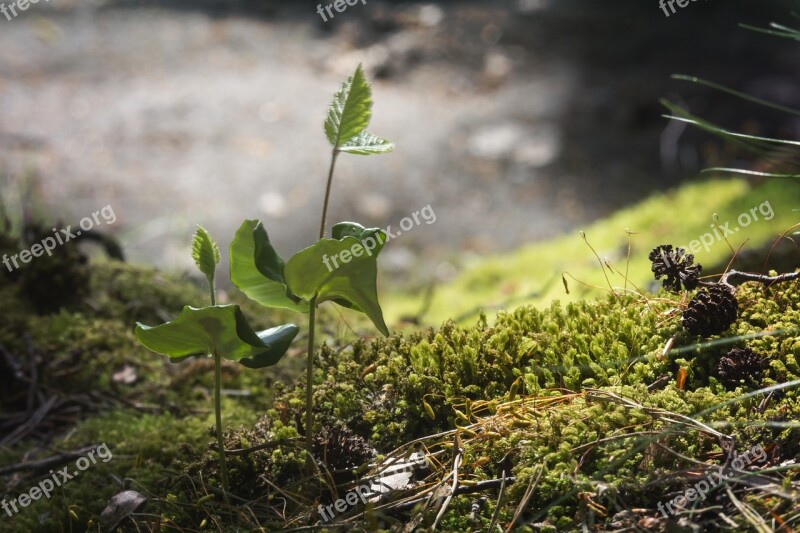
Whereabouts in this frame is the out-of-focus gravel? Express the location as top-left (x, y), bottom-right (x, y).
top-left (1, 0), bottom-right (797, 284)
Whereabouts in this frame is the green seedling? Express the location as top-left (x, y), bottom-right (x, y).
top-left (135, 226), bottom-right (299, 503)
top-left (229, 64), bottom-right (394, 456)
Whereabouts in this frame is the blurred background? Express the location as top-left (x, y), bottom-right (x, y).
top-left (1, 0), bottom-right (799, 291)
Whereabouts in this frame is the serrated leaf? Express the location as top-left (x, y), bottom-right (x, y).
top-left (339, 130), bottom-right (394, 155)
top-left (135, 305), bottom-right (299, 368)
top-left (192, 226), bottom-right (220, 281)
top-left (284, 224), bottom-right (388, 336)
top-left (229, 220), bottom-right (308, 312)
top-left (324, 64), bottom-right (372, 148)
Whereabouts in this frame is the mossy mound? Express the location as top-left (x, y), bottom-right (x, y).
top-left (180, 278), bottom-right (800, 531)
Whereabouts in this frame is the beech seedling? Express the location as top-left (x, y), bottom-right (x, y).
top-left (135, 226), bottom-right (299, 502)
top-left (229, 64), bottom-right (394, 456)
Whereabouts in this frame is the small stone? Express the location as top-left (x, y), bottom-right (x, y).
top-left (112, 365), bottom-right (138, 385)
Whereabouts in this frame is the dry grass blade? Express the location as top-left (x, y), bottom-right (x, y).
top-left (431, 432), bottom-right (464, 530)
top-left (726, 486), bottom-right (773, 533)
top-left (334, 391), bottom-right (582, 528)
top-left (505, 464), bottom-right (542, 532)
top-left (0, 395), bottom-right (58, 447)
top-left (0, 445), bottom-right (98, 476)
top-left (487, 470), bottom-right (508, 533)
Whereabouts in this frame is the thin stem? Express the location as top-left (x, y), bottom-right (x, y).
top-left (208, 276), bottom-right (216, 307)
top-left (208, 277), bottom-right (230, 505)
top-left (305, 298), bottom-right (317, 458)
top-left (305, 148), bottom-right (338, 460)
top-left (318, 149), bottom-right (340, 240)
top-left (214, 350), bottom-right (231, 505)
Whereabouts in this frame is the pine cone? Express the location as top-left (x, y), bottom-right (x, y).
top-left (682, 284), bottom-right (738, 337)
top-left (718, 347), bottom-right (767, 389)
top-left (649, 244), bottom-right (702, 293)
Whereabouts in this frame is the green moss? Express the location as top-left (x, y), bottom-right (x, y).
top-left (173, 277), bottom-right (800, 531)
top-left (0, 410), bottom-right (216, 532)
top-left (0, 258), bottom-right (302, 532)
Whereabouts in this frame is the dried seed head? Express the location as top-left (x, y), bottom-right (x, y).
top-left (649, 244), bottom-right (702, 293)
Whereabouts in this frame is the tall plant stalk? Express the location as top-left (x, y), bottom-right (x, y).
top-left (319, 150), bottom-right (341, 239)
top-left (305, 149), bottom-right (340, 456)
top-left (212, 64), bottom-right (392, 462)
top-left (298, 65), bottom-right (393, 458)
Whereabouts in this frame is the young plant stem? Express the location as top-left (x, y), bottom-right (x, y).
top-left (304, 297), bottom-right (317, 456)
top-left (305, 148), bottom-right (339, 459)
top-left (319, 149), bottom-right (340, 239)
top-left (213, 350), bottom-right (231, 505)
top-left (208, 278), bottom-right (231, 505)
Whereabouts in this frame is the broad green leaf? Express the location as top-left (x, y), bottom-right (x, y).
top-left (284, 224), bottom-right (389, 336)
top-left (339, 130), bottom-right (394, 155)
top-left (324, 64), bottom-right (372, 148)
top-left (192, 225), bottom-right (220, 281)
top-left (328, 222), bottom-right (387, 313)
top-left (229, 220), bottom-right (308, 312)
top-left (135, 305), bottom-right (299, 369)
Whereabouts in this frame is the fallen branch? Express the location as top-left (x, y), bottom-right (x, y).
top-left (713, 269), bottom-right (800, 289)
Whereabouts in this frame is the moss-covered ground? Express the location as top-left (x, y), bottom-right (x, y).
top-left (0, 178), bottom-right (798, 532)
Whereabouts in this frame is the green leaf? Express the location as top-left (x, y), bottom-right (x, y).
top-left (135, 305), bottom-right (299, 368)
top-left (324, 64), bottom-right (373, 149)
top-left (284, 223), bottom-right (389, 336)
top-left (192, 225), bottom-right (220, 281)
top-left (331, 221), bottom-right (386, 241)
top-left (229, 220), bottom-right (308, 312)
top-left (339, 130), bottom-right (394, 155)
top-left (239, 323), bottom-right (300, 369)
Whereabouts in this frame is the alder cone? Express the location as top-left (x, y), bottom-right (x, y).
top-left (682, 284), bottom-right (738, 337)
top-left (718, 347), bottom-right (767, 390)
